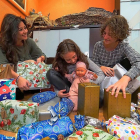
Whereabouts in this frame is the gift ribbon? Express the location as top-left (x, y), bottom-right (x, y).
top-left (58, 101), bottom-right (64, 119)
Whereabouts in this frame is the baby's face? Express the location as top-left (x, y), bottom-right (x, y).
top-left (76, 67), bottom-right (87, 77)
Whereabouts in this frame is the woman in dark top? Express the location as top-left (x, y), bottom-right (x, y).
top-left (0, 14), bottom-right (46, 91)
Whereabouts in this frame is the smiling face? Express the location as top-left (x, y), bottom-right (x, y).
top-left (103, 26), bottom-right (118, 45)
top-left (16, 21), bottom-right (28, 43)
top-left (62, 51), bottom-right (77, 64)
top-left (76, 67), bottom-right (87, 77)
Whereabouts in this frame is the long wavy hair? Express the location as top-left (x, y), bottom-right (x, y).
top-left (101, 15), bottom-right (130, 42)
top-left (53, 39), bottom-right (89, 75)
top-left (0, 14), bottom-right (27, 64)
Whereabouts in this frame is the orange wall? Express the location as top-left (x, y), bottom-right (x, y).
top-left (0, 0), bottom-right (115, 26)
top-left (38, 0), bottom-right (115, 20)
top-left (27, 0), bottom-right (38, 15)
top-left (0, 0), bottom-right (38, 27)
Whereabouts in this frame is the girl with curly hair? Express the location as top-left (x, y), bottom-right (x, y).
top-left (47, 39), bottom-right (105, 99)
top-left (92, 15), bottom-right (140, 98)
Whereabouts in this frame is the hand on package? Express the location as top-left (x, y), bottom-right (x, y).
top-left (24, 60), bottom-right (35, 63)
top-left (36, 57), bottom-right (42, 64)
top-left (17, 76), bottom-right (32, 90)
top-left (58, 89), bottom-right (70, 98)
top-left (100, 66), bottom-right (114, 77)
top-left (106, 75), bottom-right (131, 98)
top-left (36, 56), bottom-right (45, 64)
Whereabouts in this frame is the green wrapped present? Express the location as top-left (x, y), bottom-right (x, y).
top-left (66, 125), bottom-right (119, 140)
top-left (0, 100), bottom-right (39, 133)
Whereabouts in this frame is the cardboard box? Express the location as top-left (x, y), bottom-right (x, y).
top-left (103, 90), bottom-right (131, 120)
top-left (78, 82), bottom-right (100, 118)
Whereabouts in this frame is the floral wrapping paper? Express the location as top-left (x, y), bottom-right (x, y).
top-left (0, 134), bottom-right (15, 140)
top-left (17, 62), bottom-right (52, 88)
top-left (106, 115), bottom-right (140, 140)
top-left (53, 98), bottom-right (74, 117)
top-left (0, 79), bottom-right (16, 101)
top-left (0, 100), bottom-right (39, 133)
top-left (66, 125), bottom-right (119, 140)
top-left (17, 116), bottom-right (74, 140)
top-left (32, 91), bottom-right (57, 104)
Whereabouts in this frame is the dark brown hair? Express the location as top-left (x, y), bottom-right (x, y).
top-left (101, 15), bottom-right (130, 42)
top-left (0, 14), bottom-right (27, 64)
top-left (53, 39), bottom-right (89, 75)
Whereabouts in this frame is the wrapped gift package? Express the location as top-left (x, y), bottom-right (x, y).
top-left (78, 82), bottom-right (100, 118)
top-left (0, 134), bottom-right (15, 140)
top-left (0, 79), bottom-right (16, 101)
top-left (28, 94), bottom-right (60, 121)
top-left (17, 62), bottom-right (52, 89)
top-left (17, 116), bottom-right (74, 140)
top-left (32, 91), bottom-right (57, 104)
top-left (66, 125), bottom-right (119, 140)
top-left (53, 98), bottom-right (74, 117)
top-left (132, 87), bottom-right (140, 104)
top-left (103, 90), bottom-right (131, 120)
top-left (106, 115), bottom-right (140, 139)
top-left (0, 100), bottom-right (39, 133)
top-left (74, 115), bottom-right (85, 131)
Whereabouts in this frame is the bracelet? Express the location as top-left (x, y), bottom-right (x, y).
top-left (16, 75), bottom-right (21, 83)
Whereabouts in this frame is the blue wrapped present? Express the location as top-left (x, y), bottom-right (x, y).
top-left (32, 91), bottom-right (56, 104)
top-left (17, 106), bottom-right (74, 140)
top-left (53, 98), bottom-right (74, 117)
top-left (0, 134), bottom-right (15, 140)
top-left (74, 115), bottom-right (85, 131)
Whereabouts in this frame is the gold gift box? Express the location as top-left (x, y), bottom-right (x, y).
top-left (103, 90), bottom-right (131, 120)
top-left (131, 87), bottom-right (140, 104)
top-left (78, 82), bottom-right (100, 118)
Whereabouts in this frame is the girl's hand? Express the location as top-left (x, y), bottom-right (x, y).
top-left (100, 66), bottom-right (114, 77)
top-left (58, 89), bottom-right (70, 97)
top-left (17, 76), bottom-right (31, 90)
top-left (54, 67), bottom-right (59, 71)
top-left (106, 75), bottom-right (131, 98)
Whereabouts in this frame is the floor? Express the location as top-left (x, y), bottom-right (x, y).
top-left (0, 90), bottom-right (106, 137)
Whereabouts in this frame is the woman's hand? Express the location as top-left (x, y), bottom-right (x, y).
top-left (106, 75), bottom-right (131, 98)
top-left (57, 89), bottom-right (70, 97)
top-left (24, 60), bottom-right (35, 63)
top-left (100, 66), bottom-right (114, 77)
top-left (36, 56), bottom-right (45, 64)
top-left (17, 76), bottom-right (31, 90)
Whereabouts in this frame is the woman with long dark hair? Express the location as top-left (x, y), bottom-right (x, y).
top-left (0, 14), bottom-right (46, 91)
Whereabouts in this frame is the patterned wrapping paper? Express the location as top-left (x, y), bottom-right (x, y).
top-left (66, 125), bottom-right (119, 140)
top-left (17, 62), bottom-right (52, 88)
top-left (106, 115), bottom-right (140, 140)
top-left (32, 91), bottom-right (57, 104)
top-left (53, 98), bottom-right (74, 117)
top-left (0, 79), bottom-right (16, 101)
top-left (17, 116), bottom-right (74, 140)
top-left (74, 115), bottom-right (85, 131)
top-left (0, 134), bottom-right (15, 140)
top-left (0, 100), bottom-right (39, 133)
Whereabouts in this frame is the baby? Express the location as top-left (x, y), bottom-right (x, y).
top-left (65, 61), bottom-right (98, 111)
